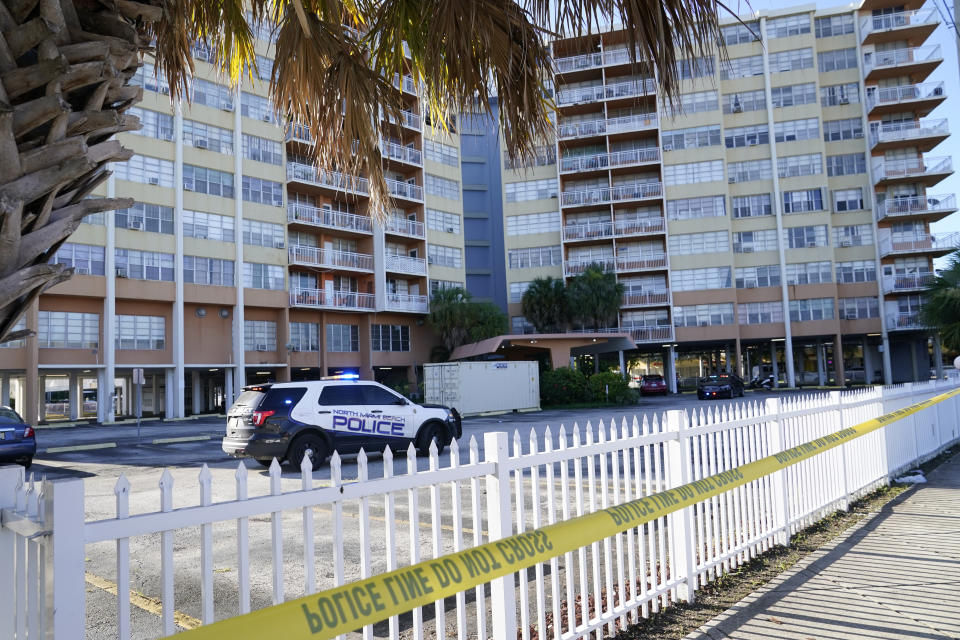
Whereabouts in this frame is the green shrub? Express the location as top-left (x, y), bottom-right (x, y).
top-left (587, 371), bottom-right (635, 405)
top-left (539, 367), bottom-right (589, 405)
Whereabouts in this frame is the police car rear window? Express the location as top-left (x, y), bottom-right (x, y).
top-left (318, 385), bottom-right (364, 405)
top-left (259, 387), bottom-right (308, 411)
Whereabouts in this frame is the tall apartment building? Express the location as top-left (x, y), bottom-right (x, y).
top-left (503, 0), bottom-right (957, 387)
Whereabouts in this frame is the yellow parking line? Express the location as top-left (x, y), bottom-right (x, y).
top-left (44, 442), bottom-right (117, 453)
top-left (152, 436), bottom-right (212, 445)
top-left (85, 571), bottom-right (202, 630)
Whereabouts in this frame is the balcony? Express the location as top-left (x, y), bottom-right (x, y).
top-left (384, 253), bottom-right (427, 276)
top-left (622, 290), bottom-right (669, 308)
top-left (604, 78), bottom-right (656, 101)
top-left (556, 84), bottom-right (605, 106)
top-left (614, 216), bottom-right (665, 237)
top-left (887, 312), bottom-right (925, 331)
top-left (384, 215), bottom-right (425, 238)
top-left (286, 124), bottom-right (312, 144)
top-left (875, 194), bottom-right (956, 222)
top-left (557, 112), bottom-right (657, 140)
top-left (861, 8), bottom-right (938, 46)
top-left (554, 51), bottom-right (604, 74)
top-left (624, 324), bottom-right (674, 343)
top-left (286, 162), bottom-right (369, 196)
top-left (385, 178), bottom-right (424, 202)
top-left (386, 293), bottom-right (429, 313)
top-left (288, 245), bottom-right (374, 272)
top-left (563, 221), bottom-right (613, 242)
top-left (872, 156), bottom-right (952, 187)
top-left (392, 74), bottom-right (417, 94)
top-left (615, 253), bottom-right (668, 273)
top-left (382, 109), bottom-right (422, 131)
top-left (561, 215), bottom-right (666, 242)
top-left (869, 118), bottom-right (949, 153)
top-left (866, 82), bottom-right (945, 116)
top-left (560, 181), bottom-right (662, 208)
top-left (564, 257), bottom-right (616, 277)
top-left (878, 231), bottom-right (960, 257)
top-left (287, 204), bottom-right (373, 235)
top-left (559, 147), bottom-right (660, 174)
top-left (863, 45), bottom-right (941, 82)
top-left (881, 273), bottom-right (935, 294)
top-left (290, 288), bottom-right (375, 312)
top-left (381, 141), bottom-right (422, 166)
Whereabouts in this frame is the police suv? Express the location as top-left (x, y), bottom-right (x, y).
top-left (221, 375), bottom-right (462, 470)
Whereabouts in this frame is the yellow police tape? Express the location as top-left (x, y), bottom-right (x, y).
top-left (176, 386), bottom-right (960, 639)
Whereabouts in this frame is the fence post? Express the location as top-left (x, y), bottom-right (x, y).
top-left (764, 398), bottom-right (790, 546)
top-left (43, 477), bottom-right (86, 640)
top-left (829, 391), bottom-right (850, 511)
top-left (664, 410), bottom-right (696, 603)
top-left (484, 432), bottom-right (517, 639)
top-left (0, 465), bottom-right (22, 639)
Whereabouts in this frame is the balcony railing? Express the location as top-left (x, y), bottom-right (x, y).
top-left (564, 257), bottom-right (616, 276)
top-left (624, 324), bottom-right (674, 343)
top-left (288, 245), bottom-right (374, 271)
top-left (562, 221), bottom-right (613, 241)
top-left (554, 51), bottom-right (603, 73)
top-left (604, 78), bottom-right (656, 100)
top-left (887, 312), bottom-right (925, 331)
top-left (616, 253), bottom-right (668, 272)
top-left (866, 82), bottom-right (945, 112)
top-left (287, 204), bottom-right (373, 234)
top-left (385, 178), bottom-right (424, 202)
top-left (878, 231), bottom-right (960, 256)
top-left (286, 124), bottom-right (312, 143)
top-left (290, 288), bottom-right (376, 311)
top-left (875, 194), bottom-right (956, 221)
top-left (286, 162), bottom-right (370, 195)
top-left (864, 45), bottom-right (941, 76)
top-left (381, 141), bottom-right (422, 166)
top-left (559, 147), bottom-right (660, 173)
top-left (614, 216), bottom-right (665, 236)
top-left (383, 109), bottom-right (422, 131)
top-left (622, 290), bottom-right (669, 307)
top-left (556, 84), bottom-right (605, 106)
top-left (869, 118), bottom-right (948, 149)
top-left (392, 74), bottom-right (417, 94)
top-left (560, 181), bottom-right (662, 207)
top-left (386, 293), bottom-right (429, 313)
top-left (881, 273), bottom-right (935, 294)
top-left (872, 156), bottom-right (952, 183)
top-left (861, 7), bottom-right (938, 39)
top-left (384, 253), bottom-right (427, 275)
top-left (557, 112), bottom-right (657, 139)
top-left (384, 216), bottom-right (425, 238)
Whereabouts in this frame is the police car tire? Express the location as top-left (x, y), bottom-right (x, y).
top-left (287, 433), bottom-right (329, 470)
top-left (417, 422), bottom-right (446, 456)
top-left (255, 458), bottom-right (273, 468)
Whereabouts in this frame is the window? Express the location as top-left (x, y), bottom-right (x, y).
top-left (723, 89), bottom-right (765, 114)
top-left (318, 385), bottom-right (364, 405)
top-left (768, 14), bottom-right (811, 38)
top-left (503, 145), bottom-right (555, 169)
top-left (247, 11), bottom-right (276, 42)
top-left (127, 107), bottom-right (173, 140)
top-left (507, 212), bottom-right (560, 235)
top-left (37, 311), bottom-right (99, 348)
top-left (326, 324), bottom-right (359, 352)
top-left (115, 202), bottom-right (174, 234)
top-left (508, 246), bottom-right (562, 268)
top-left (833, 188), bottom-right (864, 212)
top-left (0, 318), bottom-right (25, 348)
top-left (664, 160), bottom-right (724, 185)
top-left (777, 153), bottom-right (822, 178)
top-left (130, 63), bottom-right (168, 94)
top-left (774, 118), bottom-right (819, 142)
top-left (771, 83), bottom-right (816, 107)
top-left (511, 316), bottom-right (536, 334)
top-left (789, 298), bottom-right (834, 322)
top-left (737, 302), bottom-right (784, 324)
top-left (833, 224), bottom-right (873, 247)
top-left (509, 281), bottom-right (532, 303)
top-left (735, 265), bottom-right (781, 289)
top-left (785, 261), bottom-right (832, 284)
top-left (50, 243), bottom-right (105, 276)
top-left (674, 303), bottom-right (735, 327)
top-left (784, 225), bottom-right (828, 248)
top-left (115, 249), bottom-right (174, 281)
top-left (114, 154), bottom-right (174, 187)
top-left (728, 158), bottom-right (772, 183)
top-left (826, 153), bottom-right (866, 176)
top-left (733, 229), bottom-right (778, 252)
top-left (182, 119), bottom-right (233, 154)
top-left (244, 320), bottom-right (277, 351)
top-left (288, 322), bottom-right (319, 352)
top-left (782, 188), bottom-right (824, 213)
top-left (191, 78), bottom-right (233, 110)
top-left (666, 196), bottom-right (725, 220)
top-left (241, 92), bottom-right (277, 123)
top-left (424, 140), bottom-right (459, 166)
top-left (183, 256), bottom-right (234, 286)
top-left (721, 21), bottom-right (759, 45)
top-left (818, 48), bottom-right (857, 72)
top-left (769, 48), bottom-right (814, 72)
top-left (505, 178), bottom-right (556, 202)
top-left (838, 297), bottom-right (879, 320)
top-left (732, 194), bottom-right (773, 218)
top-left (254, 55), bottom-right (273, 81)
top-left (724, 124), bottom-right (769, 148)
top-left (676, 56), bottom-right (715, 79)
top-left (820, 83), bottom-right (859, 106)
top-left (815, 14), bottom-right (854, 38)
top-left (668, 231), bottom-right (729, 255)
top-left (242, 176), bottom-right (283, 206)
top-left (671, 267), bottom-right (732, 291)
top-left (823, 117), bottom-right (863, 141)
top-left (720, 55), bottom-right (764, 80)
top-left (428, 244), bottom-right (463, 268)
top-left (115, 315), bottom-right (165, 350)
top-left (243, 262), bottom-right (284, 289)
top-left (371, 324), bottom-right (410, 352)
top-left (836, 260), bottom-right (877, 283)
top-left (431, 279), bottom-right (464, 293)
top-left (183, 210), bottom-right (235, 242)
top-left (243, 219), bottom-right (285, 248)
top-left (242, 134), bottom-right (283, 165)
top-left (424, 173), bottom-right (460, 200)
top-left (183, 165), bottom-right (234, 197)
top-left (426, 209), bottom-right (461, 234)
top-left (82, 212), bottom-right (105, 226)
top-left (661, 125), bottom-right (721, 150)
top-left (665, 90), bottom-right (719, 116)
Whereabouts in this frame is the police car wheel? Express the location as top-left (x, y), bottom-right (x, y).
top-left (417, 423), bottom-right (446, 456)
top-left (288, 434), bottom-right (329, 471)
top-left (255, 458), bottom-right (273, 468)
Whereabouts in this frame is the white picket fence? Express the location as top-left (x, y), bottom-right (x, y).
top-left (2, 379), bottom-right (959, 640)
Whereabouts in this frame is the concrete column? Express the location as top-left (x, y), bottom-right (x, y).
top-left (618, 350), bottom-right (627, 380)
top-left (816, 339), bottom-right (826, 386)
top-left (771, 342), bottom-right (779, 389)
top-left (173, 101), bottom-right (186, 419)
top-left (103, 173), bottom-right (116, 423)
top-left (230, 83), bottom-right (247, 402)
top-left (276, 308), bottom-right (291, 382)
top-left (863, 339), bottom-right (874, 385)
top-left (225, 367), bottom-right (234, 409)
top-left (933, 335), bottom-right (944, 380)
top-left (910, 339), bottom-right (920, 382)
top-left (359, 314), bottom-right (373, 381)
top-left (745, 347), bottom-right (752, 381)
top-left (881, 335), bottom-right (893, 385)
top-left (24, 301), bottom-right (39, 426)
top-left (38, 374), bottom-right (46, 423)
top-left (68, 372), bottom-right (80, 420)
top-left (667, 345), bottom-right (678, 393)
top-left (151, 373), bottom-right (159, 416)
top-left (0, 374), bottom-right (9, 407)
top-left (734, 338), bottom-right (743, 377)
top-left (164, 368), bottom-right (175, 418)
top-left (834, 333), bottom-right (846, 386)
top-left (191, 370), bottom-right (202, 415)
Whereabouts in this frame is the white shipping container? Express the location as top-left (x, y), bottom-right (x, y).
top-left (423, 361), bottom-right (540, 416)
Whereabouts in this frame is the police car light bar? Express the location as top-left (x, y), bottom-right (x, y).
top-left (321, 373), bottom-right (360, 380)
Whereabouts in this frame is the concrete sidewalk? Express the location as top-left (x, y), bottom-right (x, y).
top-left (34, 416), bottom-right (226, 453)
top-left (686, 451), bottom-right (960, 640)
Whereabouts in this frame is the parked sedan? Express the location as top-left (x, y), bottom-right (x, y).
top-left (697, 374), bottom-right (745, 400)
top-left (0, 407), bottom-right (36, 468)
top-left (639, 374), bottom-right (668, 396)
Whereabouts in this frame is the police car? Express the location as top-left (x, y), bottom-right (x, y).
top-left (221, 375), bottom-right (462, 470)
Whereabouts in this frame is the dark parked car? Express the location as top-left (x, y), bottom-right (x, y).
top-left (697, 374), bottom-right (745, 400)
top-left (639, 374), bottom-right (668, 396)
top-left (0, 407), bottom-right (36, 468)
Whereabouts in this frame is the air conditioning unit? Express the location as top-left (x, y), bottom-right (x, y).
top-left (147, 177), bottom-right (159, 185)
top-left (838, 97), bottom-right (850, 105)
top-left (262, 114), bottom-right (272, 122)
top-left (728, 177), bottom-right (737, 184)
top-left (128, 218), bottom-right (143, 230)
top-left (445, 226), bottom-right (455, 233)
top-left (255, 344), bottom-right (268, 351)
top-left (75, 267), bottom-right (90, 275)
top-left (220, 100), bottom-right (233, 111)
top-left (274, 240), bottom-right (285, 249)
top-left (115, 268), bottom-right (128, 278)
top-left (840, 239), bottom-right (853, 247)
top-left (427, 257), bottom-right (435, 264)
top-left (806, 242), bottom-right (818, 248)
top-left (195, 139), bottom-right (208, 149)
top-left (662, 144), bottom-right (673, 151)
top-left (732, 104), bottom-right (743, 113)
top-left (854, 132), bottom-right (864, 138)
top-left (741, 247), bottom-right (754, 253)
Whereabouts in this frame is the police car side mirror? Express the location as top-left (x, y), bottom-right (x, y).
top-left (394, 398), bottom-right (408, 405)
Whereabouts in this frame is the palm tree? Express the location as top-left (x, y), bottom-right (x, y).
top-left (0, 0), bottom-right (727, 343)
top-left (521, 276), bottom-right (569, 333)
top-left (921, 250), bottom-right (960, 351)
top-left (428, 286), bottom-right (506, 353)
top-left (566, 263), bottom-right (624, 330)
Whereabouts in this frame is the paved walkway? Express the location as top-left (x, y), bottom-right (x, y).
top-left (686, 451), bottom-right (960, 640)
